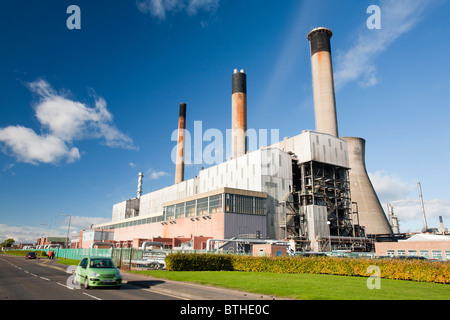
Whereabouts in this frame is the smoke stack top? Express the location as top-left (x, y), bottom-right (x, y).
top-left (307, 27), bottom-right (332, 55)
top-left (232, 69), bottom-right (246, 94)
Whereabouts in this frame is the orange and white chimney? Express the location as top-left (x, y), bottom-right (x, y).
top-left (307, 27), bottom-right (338, 137)
top-left (175, 103), bottom-right (187, 184)
top-left (231, 69), bottom-right (247, 159)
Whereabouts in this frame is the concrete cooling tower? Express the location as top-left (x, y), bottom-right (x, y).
top-left (342, 137), bottom-right (393, 235)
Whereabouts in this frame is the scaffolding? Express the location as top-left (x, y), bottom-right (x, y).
top-left (281, 159), bottom-right (368, 252)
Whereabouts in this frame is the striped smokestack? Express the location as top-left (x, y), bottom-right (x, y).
top-left (231, 69), bottom-right (247, 159)
top-left (307, 27), bottom-right (338, 137)
top-left (175, 103), bottom-right (187, 184)
top-left (137, 172), bottom-right (143, 199)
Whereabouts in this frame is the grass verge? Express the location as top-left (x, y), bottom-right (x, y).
top-left (130, 270), bottom-right (450, 300)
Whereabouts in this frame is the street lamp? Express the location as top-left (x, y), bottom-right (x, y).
top-left (62, 214), bottom-right (72, 259)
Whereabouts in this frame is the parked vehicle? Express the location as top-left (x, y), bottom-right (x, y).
top-left (74, 257), bottom-right (122, 289)
top-left (25, 252), bottom-right (37, 259)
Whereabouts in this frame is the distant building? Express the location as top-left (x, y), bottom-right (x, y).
top-left (375, 234), bottom-right (450, 261)
top-left (36, 237), bottom-right (67, 249)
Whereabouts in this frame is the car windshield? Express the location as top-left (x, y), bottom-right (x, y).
top-left (89, 258), bottom-right (115, 268)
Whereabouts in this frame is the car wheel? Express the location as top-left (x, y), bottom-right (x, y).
top-left (84, 277), bottom-right (90, 289)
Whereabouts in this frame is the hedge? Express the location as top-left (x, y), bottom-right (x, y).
top-left (165, 253), bottom-right (450, 284)
top-left (166, 253), bottom-right (234, 271)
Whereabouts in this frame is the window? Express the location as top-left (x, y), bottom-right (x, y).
top-left (397, 250), bottom-right (406, 256)
top-left (175, 203), bottom-right (185, 219)
top-left (387, 250), bottom-right (395, 257)
top-left (165, 205), bottom-right (175, 220)
top-left (209, 195), bottom-right (222, 214)
top-left (407, 250), bottom-right (417, 257)
top-left (420, 250), bottom-right (429, 259)
top-left (196, 197), bottom-right (208, 216)
top-left (445, 251), bottom-right (450, 262)
top-left (80, 258), bottom-right (88, 268)
top-left (432, 250), bottom-right (443, 261)
top-left (224, 194), bottom-right (266, 215)
top-left (185, 200), bottom-right (196, 217)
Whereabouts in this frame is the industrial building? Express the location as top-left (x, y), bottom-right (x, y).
top-left (91, 27), bottom-right (394, 253)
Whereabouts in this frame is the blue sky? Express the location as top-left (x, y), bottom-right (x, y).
top-left (1, 0), bottom-right (449, 243)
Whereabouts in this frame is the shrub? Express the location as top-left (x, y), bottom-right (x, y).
top-left (165, 253), bottom-right (234, 271)
top-left (165, 253), bottom-right (450, 284)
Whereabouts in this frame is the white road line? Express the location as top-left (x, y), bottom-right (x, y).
top-left (57, 282), bottom-right (74, 290)
top-left (40, 277), bottom-right (50, 281)
top-left (30, 273), bottom-right (38, 277)
top-left (82, 292), bottom-right (102, 300)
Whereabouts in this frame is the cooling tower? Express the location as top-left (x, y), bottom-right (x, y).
top-left (342, 137), bottom-right (393, 235)
top-left (307, 27), bottom-right (338, 137)
top-left (175, 103), bottom-right (187, 184)
top-left (231, 69), bottom-right (247, 159)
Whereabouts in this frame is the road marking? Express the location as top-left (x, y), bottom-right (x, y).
top-left (57, 282), bottom-right (74, 290)
top-left (40, 277), bottom-right (50, 281)
top-left (125, 283), bottom-right (189, 300)
top-left (83, 292), bottom-right (102, 300)
top-left (30, 273), bottom-right (38, 277)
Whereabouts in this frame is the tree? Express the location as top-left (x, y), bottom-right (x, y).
top-left (1, 238), bottom-right (15, 250)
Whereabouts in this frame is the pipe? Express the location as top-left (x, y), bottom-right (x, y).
top-left (141, 241), bottom-right (165, 251)
top-left (175, 103), bottom-right (187, 184)
top-left (307, 27), bottom-right (338, 137)
top-left (206, 238), bottom-right (289, 252)
top-left (90, 242), bottom-right (114, 249)
top-left (231, 69), bottom-right (247, 159)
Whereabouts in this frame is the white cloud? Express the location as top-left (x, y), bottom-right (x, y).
top-left (0, 125), bottom-right (80, 165)
top-left (369, 170), bottom-right (450, 232)
top-left (0, 79), bottom-right (137, 165)
top-left (136, 0), bottom-right (219, 20)
top-left (334, 0), bottom-right (435, 90)
top-left (369, 170), bottom-right (415, 203)
top-left (0, 215), bottom-right (111, 244)
top-left (150, 170), bottom-right (169, 180)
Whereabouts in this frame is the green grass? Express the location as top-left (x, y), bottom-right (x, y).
top-left (130, 270), bottom-right (450, 300)
top-left (55, 258), bottom-right (81, 266)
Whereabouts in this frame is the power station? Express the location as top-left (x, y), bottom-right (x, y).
top-left (92, 27), bottom-right (394, 253)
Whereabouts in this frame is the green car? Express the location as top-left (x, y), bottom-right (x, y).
top-left (75, 257), bottom-right (122, 289)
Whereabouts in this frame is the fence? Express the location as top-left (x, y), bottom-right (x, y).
top-left (28, 248), bottom-right (167, 270)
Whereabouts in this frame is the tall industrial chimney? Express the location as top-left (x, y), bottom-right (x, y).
top-left (137, 172), bottom-right (143, 199)
top-left (175, 103), bottom-right (187, 184)
top-left (307, 27), bottom-right (338, 137)
top-left (417, 182), bottom-right (428, 232)
top-left (231, 69), bottom-right (247, 159)
top-left (342, 137), bottom-right (393, 235)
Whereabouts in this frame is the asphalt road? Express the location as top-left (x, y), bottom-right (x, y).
top-left (0, 254), bottom-right (181, 300)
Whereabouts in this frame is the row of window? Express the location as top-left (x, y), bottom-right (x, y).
top-left (98, 193), bottom-right (266, 231)
top-left (164, 194), bottom-right (266, 220)
top-left (386, 249), bottom-right (450, 261)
